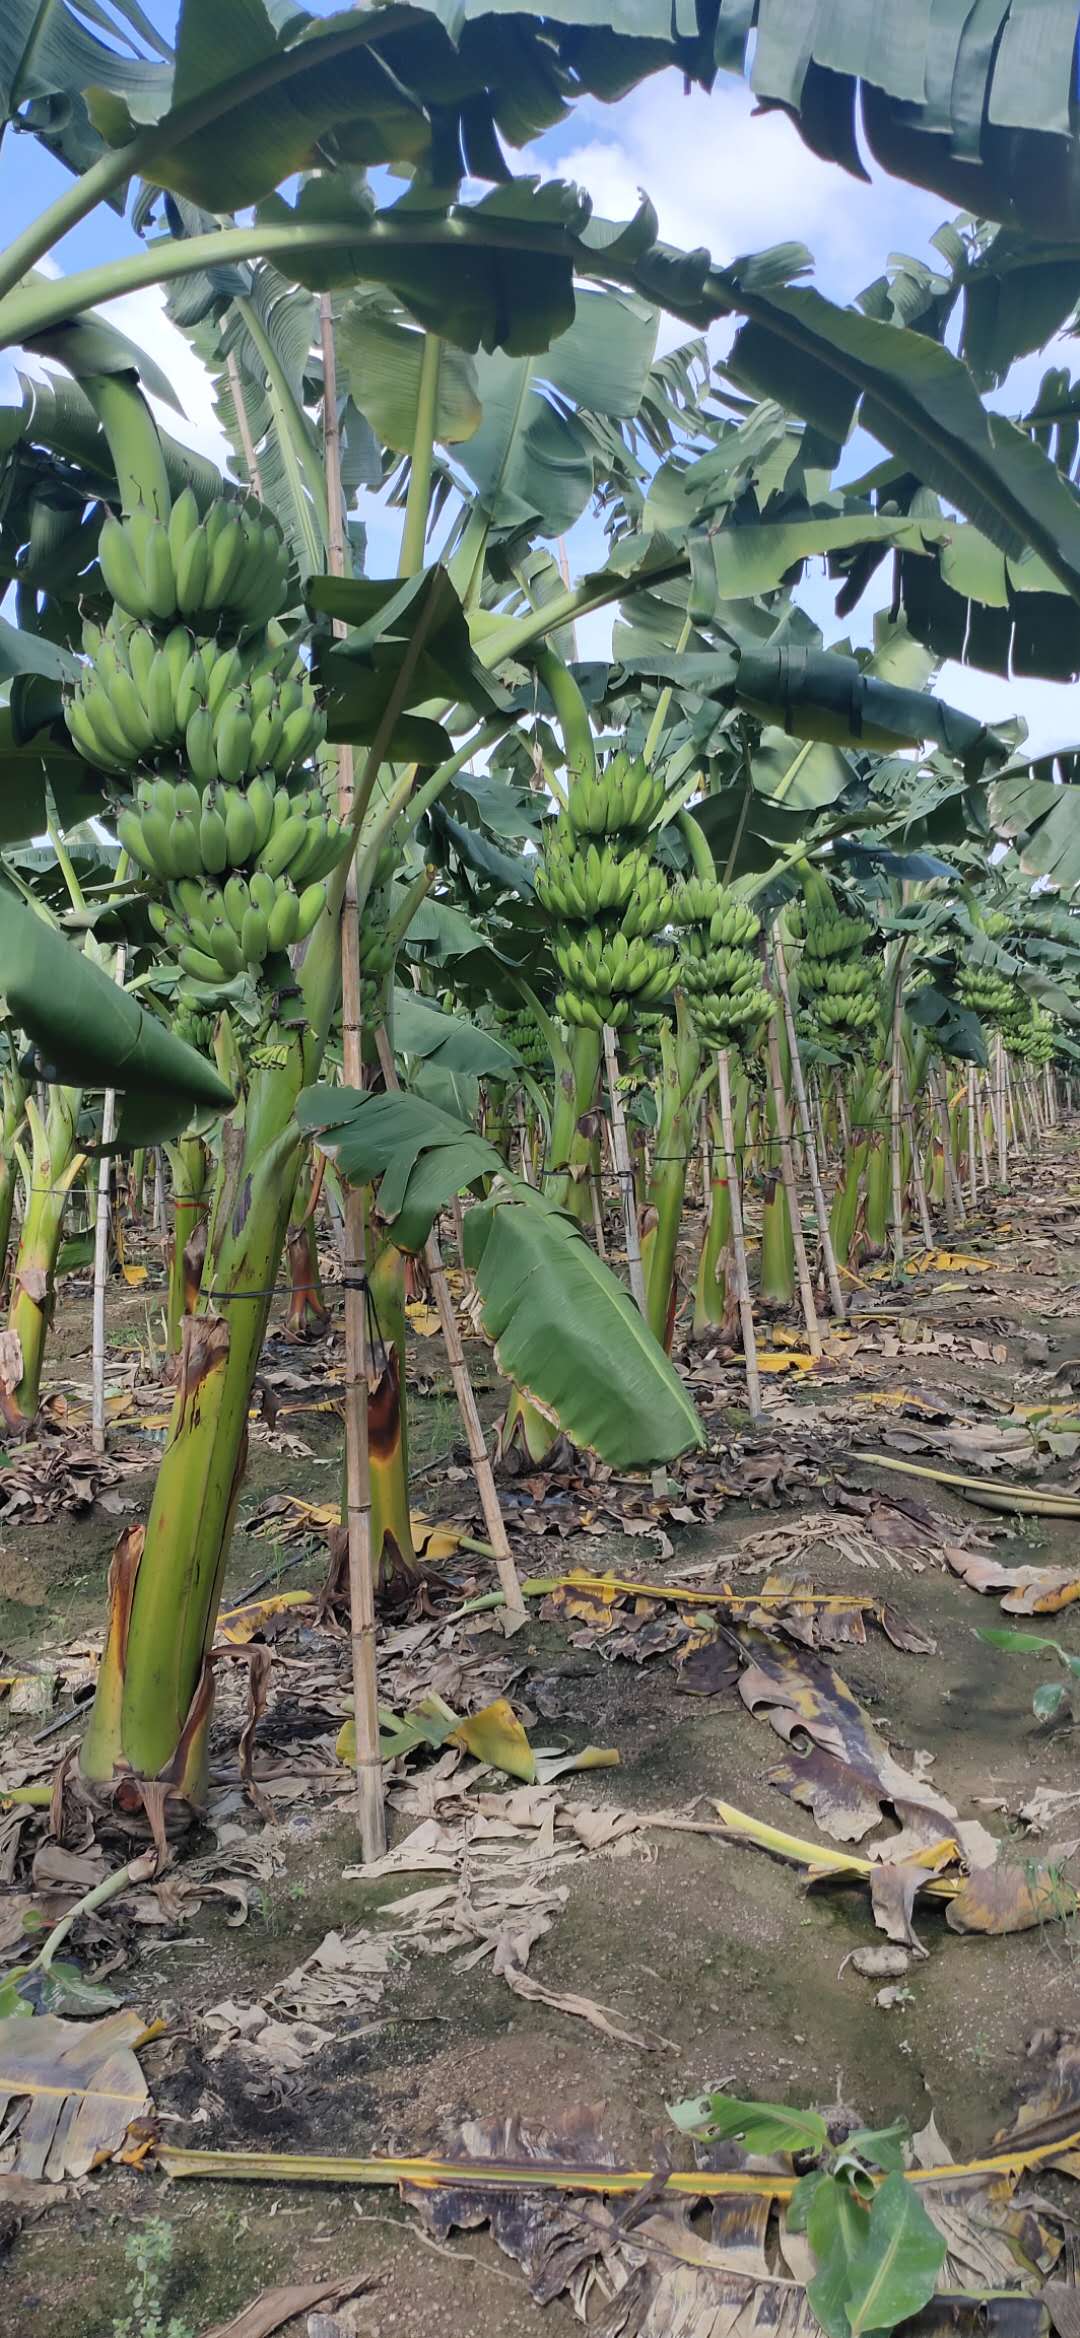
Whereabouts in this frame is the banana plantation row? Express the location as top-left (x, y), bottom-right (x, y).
top-left (4, 1), bottom-right (1080, 1848)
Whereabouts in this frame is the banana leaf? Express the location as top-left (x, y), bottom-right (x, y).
top-left (297, 1085), bottom-right (704, 1467)
top-left (0, 893), bottom-right (234, 1135)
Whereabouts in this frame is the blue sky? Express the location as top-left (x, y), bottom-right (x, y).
top-left (4, 4), bottom-right (1079, 752)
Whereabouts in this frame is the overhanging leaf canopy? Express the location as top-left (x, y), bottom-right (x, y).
top-left (297, 1084), bottom-right (705, 1466)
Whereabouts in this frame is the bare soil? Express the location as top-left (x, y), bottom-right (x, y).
top-left (4, 1148), bottom-right (1080, 2336)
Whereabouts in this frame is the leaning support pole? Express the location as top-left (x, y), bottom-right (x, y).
top-left (373, 1029), bottom-right (525, 1630)
top-left (716, 1048), bottom-right (761, 1419)
top-left (91, 942), bottom-right (126, 1454)
top-left (603, 1025), bottom-right (647, 1314)
top-left (905, 1077), bottom-right (934, 1254)
top-left (932, 1063), bottom-right (962, 1227)
top-left (321, 296), bottom-right (384, 1864)
top-left (765, 1013), bottom-right (821, 1357)
top-left (773, 938), bottom-right (844, 1320)
top-left (889, 953), bottom-right (906, 1275)
top-left (966, 1067), bottom-right (979, 1212)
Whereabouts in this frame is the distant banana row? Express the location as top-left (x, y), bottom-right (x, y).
top-left (97, 488), bottom-right (289, 634)
top-left (538, 753), bottom-right (674, 1030)
top-left (67, 612), bottom-right (323, 783)
top-left (1004, 1000), bottom-right (1054, 1063)
top-left (671, 877), bottom-right (772, 1052)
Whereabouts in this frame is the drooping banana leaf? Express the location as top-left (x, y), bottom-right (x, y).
top-left (0, 892), bottom-right (234, 1138)
top-left (297, 1085), bottom-right (704, 1467)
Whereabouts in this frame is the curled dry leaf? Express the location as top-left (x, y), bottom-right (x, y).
top-left (945, 1545), bottom-right (1080, 1615)
top-left (738, 1634), bottom-right (958, 1847)
top-left (945, 1852), bottom-right (1079, 1935)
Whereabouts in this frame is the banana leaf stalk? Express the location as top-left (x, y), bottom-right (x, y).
top-left (829, 1066), bottom-right (884, 1271)
top-left (2, 1081), bottom-right (84, 1428)
top-left (544, 1024), bottom-right (602, 1220)
top-left (366, 1234), bottom-right (418, 1589)
top-left (641, 1002), bottom-right (705, 1352)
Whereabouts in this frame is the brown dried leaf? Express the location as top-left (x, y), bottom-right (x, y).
top-left (946, 1857), bottom-right (1078, 1935)
top-left (201, 2274), bottom-right (371, 2338)
top-left (740, 1635), bottom-right (957, 1845)
top-left (0, 2010), bottom-right (150, 2179)
top-left (945, 1546), bottom-right (1080, 1615)
top-left (869, 1863), bottom-right (930, 1957)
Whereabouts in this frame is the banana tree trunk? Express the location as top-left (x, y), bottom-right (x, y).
top-left (2, 1085), bottom-right (84, 1428)
top-left (692, 1090), bottom-right (743, 1343)
top-left (81, 1048), bottom-right (308, 1799)
top-left (544, 1025), bottom-right (601, 1221)
top-left (759, 1071), bottom-right (795, 1307)
top-left (163, 1134), bottom-right (210, 1353)
top-left (0, 1066), bottom-right (28, 1299)
top-left (285, 1157), bottom-right (330, 1338)
top-left (366, 1234), bottom-right (418, 1590)
top-left (641, 1008), bottom-right (701, 1353)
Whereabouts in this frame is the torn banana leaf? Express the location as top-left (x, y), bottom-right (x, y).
top-left (944, 1547), bottom-right (1080, 1615)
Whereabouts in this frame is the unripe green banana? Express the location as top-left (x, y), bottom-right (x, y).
top-left (98, 514), bottom-right (153, 620)
top-left (258, 813), bottom-right (307, 880)
top-left (116, 809), bottom-right (155, 872)
top-left (241, 905), bottom-right (270, 964)
top-left (175, 522), bottom-right (210, 617)
top-left (221, 785), bottom-right (256, 865)
top-left (186, 708), bottom-right (217, 788)
top-left (296, 880), bottom-right (328, 940)
top-left (266, 883), bottom-right (299, 950)
top-left (198, 792), bottom-right (229, 876)
top-left (179, 944), bottom-right (224, 983)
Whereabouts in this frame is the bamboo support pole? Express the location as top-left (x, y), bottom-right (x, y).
top-left (773, 940), bottom-right (844, 1320)
top-left (976, 1076), bottom-right (992, 1189)
top-left (903, 1075), bottom-right (934, 1255)
top-left (698, 1102), bottom-right (711, 1223)
top-left (91, 942), bottom-right (127, 1454)
top-left (994, 1032), bottom-right (1008, 1190)
top-left (373, 1028), bottom-right (524, 1627)
top-left (765, 1014), bottom-right (821, 1356)
top-left (152, 1148), bottom-right (165, 1237)
top-left (515, 1090), bottom-right (533, 1186)
top-left (590, 1169), bottom-right (607, 1259)
top-left (716, 1047), bottom-right (761, 1418)
top-left (810, 1072), bottom-right (829, 1177)
top-left (966, 1067), bottom-right (979, 1211)
top-left (889, 961), bottom-right (905, 1274)
top-left (603, 1025), bottom-right (647, 1314)
top-left (321, 295), bottom-right (384, 1863)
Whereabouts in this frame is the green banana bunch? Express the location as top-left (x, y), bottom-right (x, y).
top-left (679, 947), bottom-right (762, 998)
top-left (117, 776), bottom-right (347, 888)
top-left (690, 986), bottom-right (774, 1047)
top-left (956, 965), bottom-right (1015, 1021)
top-left (503, 1011), bottom-right (547, 1069)
top-left (557, 987), bottom-right (631, 1032)
top-left (67, 612), bottom-right (324, 787)
top-left (565, 752), bottom-right (665, 839)
top-left (552, 929), bottom-right (672, 1001)
top-left (97, 489), bottom-right (289, 633)
top-left (154, 862), bottom-right (329, 978)
top-left (801, 913), bottom-right (874, 965)
top-left (812, 993), bottom-right (878, 1034)
top-left (536, 836), bottom-right (659, 920)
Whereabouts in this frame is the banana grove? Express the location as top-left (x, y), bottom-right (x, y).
top-left (3, 0), bottom-right (1080, 1844)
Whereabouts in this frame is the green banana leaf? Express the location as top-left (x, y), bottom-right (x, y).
top-left (0, 893), bottom-right (234, 1136)
top-left (297, 1085), bottom-right (704, 1467)
top-left (990, 762), bottom-right (1080, 892)
top-left (391, 990), bottom-right (519, 1082)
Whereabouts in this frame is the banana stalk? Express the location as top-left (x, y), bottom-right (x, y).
top-left (2, 1082), bottom-right (84, 1427)
top-left (366, 1234), bottom-right (417, 1589)
top-left (543, 1025), bottom-right (601, 1218)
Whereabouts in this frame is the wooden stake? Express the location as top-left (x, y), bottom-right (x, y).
top-left (373, 1027), bottom-right (525, 1629)
top-left (603, 1025), bottom-right (647, 1314)
top-left (321, 294), bottom-right (384, 1864)
top-left (773, 939), bottom-right (844, 1320)
top-left (765, 1012), bottom-right (821, 1356)
top-left (716, 1047), bottom-right (761, 1418)
top-left (976, 1075), bottom-right (992, 1189)
top-left (91, 942), bottom-right (127, 1455)
top-left (589, 1168), bottom-right (607, 1259)
top-left (152, 1148), bottom-right (166, 1237)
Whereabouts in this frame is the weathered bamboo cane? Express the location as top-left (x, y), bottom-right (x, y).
top-left (773, 939), bottom-right (844, 1320)
top-left (716, 1048), bottom-right (761, 1418)
top-left (765, 1014), bottom-right (821, 1357)
top-left (321, 295), bottom-right (383, 1863)
top-left (603, 1025), bottom-right (647, 1314)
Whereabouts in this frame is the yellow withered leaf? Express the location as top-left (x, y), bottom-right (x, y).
top-left (121, 1264), bottom-right (148, 1288)
top-left (451, 1697), bottom-right (536, 1782)
top-left (410, 1514), bottom-right (462, 1560)
top-left (405, 1301), bottom-right (441, 1338)
top-left (217, 1589), bottom-right (314, 1645)
top-left (755, 1351), bottom-right (816, 1374)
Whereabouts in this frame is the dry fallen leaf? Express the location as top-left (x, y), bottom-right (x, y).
top-left (201, 2274), bottom-right (371, 2338)
top-left (0, 2010), bottom-right (150, 2180)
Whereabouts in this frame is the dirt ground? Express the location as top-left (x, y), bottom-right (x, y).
top-left (4, 1138), bottom-right (1080, 2336)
